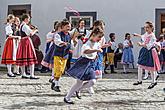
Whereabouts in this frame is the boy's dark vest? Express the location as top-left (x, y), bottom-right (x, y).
top-left (54, 32), bottom-right (71, 58)
top-left (107, 41), bottom-right (115, 53)
top-left (20, 24), bottom-right (27, 37)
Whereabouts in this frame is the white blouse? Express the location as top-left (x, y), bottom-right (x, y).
top-left (81, 40), bottom-right (100, 60)
top-left (5, 23), bottom-right (13, 36)
top-left (141, 32), bottom-right (156, 50)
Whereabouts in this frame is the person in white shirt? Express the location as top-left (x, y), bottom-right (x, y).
top-left (16, 14), bottom-right (39, 79)
top-left (133, 21), bottom-right (160, 89)
top-left (1, 14), bottom-right (20, 77)
top-left (64, 27), bottom-right (104, 104)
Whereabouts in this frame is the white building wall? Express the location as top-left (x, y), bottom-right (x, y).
top-left (0, 0), bottom-right (165, 67)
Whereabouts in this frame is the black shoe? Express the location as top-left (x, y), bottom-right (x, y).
top-left (21, 75), bottom-right (29, 79)
top-left (51, 82), bottom-right (55, 90)
top-left (7, 73), bottom-right (16, 77)
top-left (133, 81), bottom-right (142, 85)
top-left (122, 72), bottom-right (127, 74)
top-left (111, 71), bottom-right (117, 73)
top-left (13, 73), bottom-right (21, 76)
top-left (53, 86), bottom-right (61, 92)
top-left (163, 88), bottom-right (165, 92)
top-left (155, 75), bottom-right (159, 80)
top-left (40, 69), bottom-right (49, 73)
top-left (148, 82), bottom-right (157, 89)
top-left (30, 76), bottom-right (39, 79)
top-left (49, 78), bottom-right (54, 83)
top-left (64, 98), bottom-right (74, 104)
top-left (104, 70), bottom-right (109, 74)
top-left (75, 91), bottom-right (81, 99)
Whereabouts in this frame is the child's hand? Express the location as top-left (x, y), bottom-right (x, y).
top-left (97, 48), bottom-right (103, 53)
top-left (137, 42), bottom-right (142, 46)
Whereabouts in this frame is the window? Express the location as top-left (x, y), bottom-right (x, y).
top-left (155, 9), bottom-right (165, 36)
top-left (66, 12), bottom-right (97, 29)
top-left (8, 4), bottom-right (31, 18)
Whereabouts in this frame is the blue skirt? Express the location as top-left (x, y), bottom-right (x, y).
top-left (67, 57), bottom-right (96, 81)
top-left (138, 47), bottom-right (154, 67)
top-left (42, 44), bottom-right (55, 65)
top-left (159, 50), bottom-right (165, 64)
top-left (95, 52), bottom-right (103, 71)
top-left (122, 47), bottom-right (134, 64)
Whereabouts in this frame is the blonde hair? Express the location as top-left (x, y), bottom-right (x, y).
top-left (6, 14), bottom-right (15, 23)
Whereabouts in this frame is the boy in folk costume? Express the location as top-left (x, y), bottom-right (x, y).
top-left (1, 14), bottom-right (21, 77)
top-left (105, 33), bottom-right (117, 73)
top-left (51, 20), bottom-right (72, 92)
top-left (16, 14), bottom-right (39, 79)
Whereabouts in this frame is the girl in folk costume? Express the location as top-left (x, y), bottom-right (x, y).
top-left (12, 17), bottom-right (21, 75)
top-left (70, 19), bottom-right (90, 63)
top-left (51, 20), bottom-right (72, 92)
top-left (1, 14), bottom-right (21, 77)
top-left (133, 21), bottom-right (160, 89)
top-left (16, 14), bottom-right (39, 79)
top-left (41, 21), bottom-right (61, 87)
top-left (64, 27), bottom-right (104, 104)
top-left (85, 20), bottom-right (111, 94)
top-left (40, 21), bottom-right (60, 73)
top-left (121, 33), bottom-right (134, 73)
top-left (158, 34), bottom-right (165, 73)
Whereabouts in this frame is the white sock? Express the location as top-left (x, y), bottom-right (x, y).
top-left (20, 66), bottom-right (26, 76)
top-left (7, 64), bottom-right (13, 75)
top-left (51, 68), bottom-right (54, 80)
top-left (123, 64), bottom-right (126, 73)
top-left (55, 80), bottom-right (59, 86)
top-left (16, 66), bottom-right (20, 74)
top-left (151, 71), bottom-right (156, 83)
top-left (65, 80), bottom-right (83, 100)
top-left (79, 79), bottom-right (96, 92)
top-left (138, 67), bottom-right (142, 82)
top-left (144, 70), bottom-right (149, 78)
top-left (30, 64), bottom-right (35, 77)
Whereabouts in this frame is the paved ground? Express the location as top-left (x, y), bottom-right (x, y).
top-left (0, 69), bottom-right (165, 110)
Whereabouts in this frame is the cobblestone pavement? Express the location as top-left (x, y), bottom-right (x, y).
top-left (0, 69), bottom-right (165, 110)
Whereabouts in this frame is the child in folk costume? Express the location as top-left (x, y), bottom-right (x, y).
top-left (92, 20), bottom-right (111, 79)
top-left (70, 19), bottom-right (89, 63)
top-left (40, 21), bottom-right (59, 73)
top-left (50, 20), bottom-right (72, 92)
top-left (1, 14), bottom-right (21, 77)
top-left (41, 21), bottom-right (61, 88)
top-left (121, 33), bottom-right (134, 73)
top-left (133, 21), bottom-right (160, 89)
top-left (64, 27), bottom-right (104, 104)
top-left (158, 35), bottom-right (165, 73)
top-left (105, 33), bottom-right (117, 73)
top-left (16, 14), bottom-right (39, 79)
top-left (12, 17), bottom-right (21, 75)
top-left (114, 43), bottom-right (123, 68)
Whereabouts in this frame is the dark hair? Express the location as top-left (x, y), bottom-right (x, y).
top-left (78, 19), bottom-right (85, 27)
top-left (145, 21), bottom-right (154, 32)
top-left (21, 14), bottom-right (30, 21)
top-left (125, 33), bottom-right (130, 39)
top-left (90, 20), bottom-right (105, 30)
top-left (60, 19), bottom-right (70, 28)
top-left (90, 27), bottom-right (104, 38)
top-left (157, 34), bottom-right (164, 42)
top-left (109, 33), bottom-right (115, 39)
top-left (6, 14), bottom-right (15, 23)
